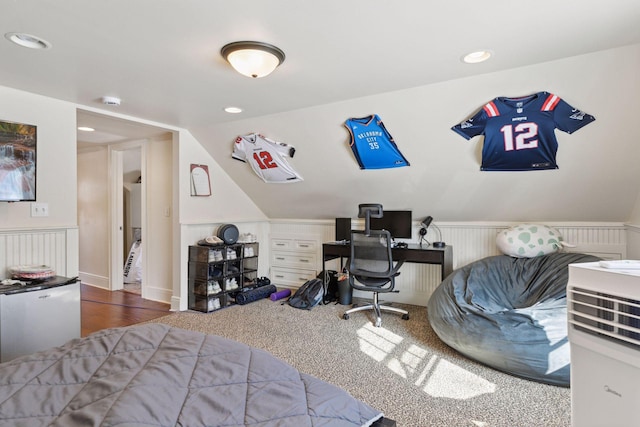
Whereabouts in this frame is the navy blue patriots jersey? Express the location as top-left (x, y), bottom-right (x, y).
top-left (452, 92), bottom-right (595, 171)
top-left (344, 114), bottom-right (410, 169)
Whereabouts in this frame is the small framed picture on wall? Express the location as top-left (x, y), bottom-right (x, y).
top-left (190, 164), bottom-right (211, 196)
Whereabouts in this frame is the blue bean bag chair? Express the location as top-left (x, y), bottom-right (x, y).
top-left (427, 252), bottom-right (600, 386)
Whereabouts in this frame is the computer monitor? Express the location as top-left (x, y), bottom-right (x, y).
top-left (370, 210), bottom-right (412, 239)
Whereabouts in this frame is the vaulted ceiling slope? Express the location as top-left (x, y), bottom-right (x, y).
top-left (3, 1), bottom-right (640, 221)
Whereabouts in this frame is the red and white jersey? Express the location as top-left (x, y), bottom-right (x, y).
top-left (232, 133), bottom-right (303, 183)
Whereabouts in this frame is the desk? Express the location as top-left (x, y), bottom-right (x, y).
top-left (322, 242), bottom-right (453, 280)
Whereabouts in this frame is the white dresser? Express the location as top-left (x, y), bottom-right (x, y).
top-left (270, 235), bottom-right (321, 288)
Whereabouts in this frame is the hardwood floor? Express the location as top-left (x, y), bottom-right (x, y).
top-left (81, 283), bottom-right (172, 337)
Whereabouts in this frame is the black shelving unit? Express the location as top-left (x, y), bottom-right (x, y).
top-left (188, 242), bottom-right (259, 312)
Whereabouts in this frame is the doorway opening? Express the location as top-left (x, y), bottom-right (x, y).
top-left (76, 110), bottom-right (173, 303)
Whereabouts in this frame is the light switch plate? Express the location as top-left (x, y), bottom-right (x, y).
top-left (30, 202), bottom-right (49, 217)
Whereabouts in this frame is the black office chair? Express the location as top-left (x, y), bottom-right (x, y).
top-left (343, 204), bottom-right (410, 327)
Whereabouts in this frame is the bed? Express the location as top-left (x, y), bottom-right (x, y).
top-left (427, 252), bottom-right (600, 386)
top-left (0, 323), bottom-right (383, 426)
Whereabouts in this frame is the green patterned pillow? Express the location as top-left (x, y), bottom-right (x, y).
top-left (496, 224), bottom-right (568, 258)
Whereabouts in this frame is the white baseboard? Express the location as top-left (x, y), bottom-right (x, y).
top-left (143, 286), bottom-right (172, 305)
top-left (78, 272), bottom-right (109, 289)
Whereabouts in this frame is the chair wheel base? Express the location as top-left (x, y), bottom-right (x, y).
top-left (343, 313), bottom-right (350, 320)
top-left (402, 314), bottom-right (410, 320)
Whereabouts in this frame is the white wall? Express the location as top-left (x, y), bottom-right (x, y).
top-left (0, 87), bottom-right (77, 228)
top-left (195, 44), bottom-right (640, 223)
top-left (2, 51), bottom-right (639, 310)
top-left (77, 145), bottom-right (109, 287)
top-left (175, 129), bottom-right (270, 309)
top-left (0, 86), bottom-right (268, 308)
top-left (144, 136), bottom-right (173, 302)
top-left (178, 130), bottom-right (267, 224)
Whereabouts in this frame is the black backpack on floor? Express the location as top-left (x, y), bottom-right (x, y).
top-left (288, 278), bottom-right (324, 310)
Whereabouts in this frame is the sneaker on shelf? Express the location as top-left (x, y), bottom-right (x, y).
top-left (209, 250), bottom-right (223, 262)
top-left (210, 267), bottom-right (223, 278)
top-left (238, 233), bottom-right (257, 243)
top-left (226, 278), bottom-right (238, 290)
top-left (210, 298), bottom-right (221, 310)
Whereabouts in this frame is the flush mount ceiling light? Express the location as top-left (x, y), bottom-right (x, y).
top-left (462, 50), bottom-right (492, 64)
top-left (224, 106), bottom-right (243, 114)
top-left (101, 96), bottom-right (121, 106)
top-left (221, 41), bottom-right (285, 78)
top-left (4, 32), bottom-right (51, 49)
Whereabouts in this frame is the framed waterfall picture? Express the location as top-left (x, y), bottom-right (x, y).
top-left (190, 163), bottom-right (212, 196)
top-left (0, 120), bottom-right (37, 202)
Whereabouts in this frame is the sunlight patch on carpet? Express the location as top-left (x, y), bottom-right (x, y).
top-left (422, 358), bottom-right (496, 399)
top-left (357, 323), bottom-right (403, 362)
top-left (357, 323), bottom-right (496, 400)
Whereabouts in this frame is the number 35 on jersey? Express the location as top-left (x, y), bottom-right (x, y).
top-left (451, 92), bottom-right (595, 171)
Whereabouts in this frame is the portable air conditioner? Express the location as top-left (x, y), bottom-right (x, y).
top-left (567, 262), bottom-right (640, 427)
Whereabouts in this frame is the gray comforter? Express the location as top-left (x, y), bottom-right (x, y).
top-left (0, 323), bottom-right (383, 426)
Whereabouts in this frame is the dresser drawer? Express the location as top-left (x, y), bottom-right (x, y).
top-left (271, 252), bottom-right (316, 269)
top-left (270, 267), bottom-right (317, 288)
top-left (294, 239), bottom-right (317, 252)
top-left (271, 237), bottom-right (317, 253)
top-left (271, 238), bottom-right (294, 251)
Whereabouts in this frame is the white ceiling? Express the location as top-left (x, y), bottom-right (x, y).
top-left (2, 0), bottom-right (639, 136)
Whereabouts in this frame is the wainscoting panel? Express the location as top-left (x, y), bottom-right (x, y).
top-left (270, 220), bottom-right (628, 306)
top-left (0, 228), bottom-right (78, 278)
top-left (174, 220), bottom-right (629, 310)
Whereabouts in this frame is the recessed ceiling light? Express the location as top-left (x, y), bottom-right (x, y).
top-left (224, 107), bottom-right (243, 114)
top-left (4, 32), bottom-right (51, 49)
top-left (462, 50), bottom-right (492, 64)
top-left (77, 126), bottom-right (95, 132)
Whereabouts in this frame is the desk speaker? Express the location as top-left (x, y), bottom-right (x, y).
top-left (335, 218), bottom-right (351, 241)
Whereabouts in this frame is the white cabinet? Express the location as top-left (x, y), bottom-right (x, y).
top-left (270, 235), bottom-right (320, 288)
top-left (0, 281), bottom-right (81, 362)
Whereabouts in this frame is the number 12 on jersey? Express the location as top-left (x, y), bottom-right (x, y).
top-left (500, 123), bottom-right (539, 151)
top-left (253, 151), bottom-right (277, 169)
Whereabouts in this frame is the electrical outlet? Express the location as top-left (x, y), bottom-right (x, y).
top-left (30, 202), bottom-right (49, 217)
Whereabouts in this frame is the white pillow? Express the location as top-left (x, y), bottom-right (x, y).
top-left (496, 224), bottom-right (567, 258)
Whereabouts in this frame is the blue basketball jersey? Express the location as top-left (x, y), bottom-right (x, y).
top-left (344, 114), bottom-right (410, 169)
top-left (452, 92), bottom-right (595, 171)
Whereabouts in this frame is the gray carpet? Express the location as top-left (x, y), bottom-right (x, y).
top-left (147, 298), bottom-right (571, 427)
